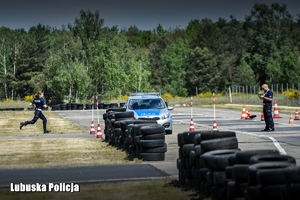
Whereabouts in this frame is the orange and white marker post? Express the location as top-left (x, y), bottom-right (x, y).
top-left (189, 96), bottom-right (195, 131)
top-left (212, 93), bottom-right (218, 130)
top-left (96, 96), bottom-right (102, 138)
top-left (90, 96), bottom-right (95, 134)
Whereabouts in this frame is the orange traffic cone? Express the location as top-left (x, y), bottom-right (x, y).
top-left (289, 113), bottom-right (294, 125)
top-left (246, 109), bottom-right (251, 119)
top-left (212, 120), bottom-right (218, 130)
top-left (273, 100), bottom-right (280, 118)
top-left (294, 109), bottom-right (299, 120)
top-left (96, 123), bottom-right (102, 138)
top-left (241, 105), bottom-right (248, 120)
top-left (189, 118), bottom-right (195, 131)
top-left (90, 121), bottom-right (95, 134)
top-left (261, 112), bottom-right (265, 121)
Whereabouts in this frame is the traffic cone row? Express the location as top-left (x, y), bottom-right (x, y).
top-left (189, 118), bottom-right (195, 131)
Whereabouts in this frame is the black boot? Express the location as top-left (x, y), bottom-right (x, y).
top-left (20, 122), bottom-right (27, 130)
top-left (44, 129), bottom-right (51, 134)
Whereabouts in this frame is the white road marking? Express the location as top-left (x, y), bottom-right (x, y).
top-left (260, 135), bottom-right (287, 155)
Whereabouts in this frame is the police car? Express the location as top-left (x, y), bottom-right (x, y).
top-left (124, 92), bottom-right (174, 134)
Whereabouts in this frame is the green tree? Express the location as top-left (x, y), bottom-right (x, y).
top-left (45, 27), bottom-right (90, 104)
top-left (160, 38), bottom-right (189, 96)
top-left (244, 3), bottom-right (297, 84)
top-left (186, 47), bottom-right (220, 94)
top-left (148, 25), bottom-right (170, 91)
top-left (15, 24), bottom-right (51, 97)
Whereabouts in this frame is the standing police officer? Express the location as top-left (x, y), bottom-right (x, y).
top-left (20, 91), bottom-right (51, 134)
top-left (259, 84), bottom-right (275, 131)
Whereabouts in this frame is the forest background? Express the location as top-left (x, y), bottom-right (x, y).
top-left (0, 3), bottom-right (300, 105)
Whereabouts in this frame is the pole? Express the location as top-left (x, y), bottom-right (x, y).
top-left (91, 96), bottom-right (94, 122)
top-left (96, 96), bottom-right (99, 125)
top-left (213, 93), bottom-right (216, 120)
top-left (191, 96), bottom-right (193, 119)
top-left (229, 87), bottom-right (232, 103)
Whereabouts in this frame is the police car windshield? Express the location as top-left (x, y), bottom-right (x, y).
top-left (128, 98), bottom-right (165, 110)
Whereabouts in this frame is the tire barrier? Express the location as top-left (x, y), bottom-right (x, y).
top-left (0, 108), bottom-right (25, 111)
top-left (176, 130), bottom-right (299, 200)
top-left (103, 108), bottom-right (167, 161)
top-left (50, 102), bottom-right (118, 110)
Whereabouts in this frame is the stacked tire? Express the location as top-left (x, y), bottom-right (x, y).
top-left (176, 130), bottom-right (299, 200)
top-left (103, 108), bottom-right (167, 161)
top-left (135, 124), bottom-right (167, 161)
top-left (177, 130), bottom-right (238, 193)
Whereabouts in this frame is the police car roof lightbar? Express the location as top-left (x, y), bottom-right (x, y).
top-left (129, 92), bottom-right (160, 96)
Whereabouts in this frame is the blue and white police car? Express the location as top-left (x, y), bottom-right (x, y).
top-left (124, 92), bottom-right (174, 134)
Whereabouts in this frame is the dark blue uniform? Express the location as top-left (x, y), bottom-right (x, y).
top-left (262, 89), bottom-right (275, 131)
top-left (25, 98), bottom-right (48, 132)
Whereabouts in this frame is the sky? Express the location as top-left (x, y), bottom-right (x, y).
top-left (1, 0), bottom-right (300, 31)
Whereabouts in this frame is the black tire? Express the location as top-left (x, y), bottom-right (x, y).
top-left (194, 133), bottom-right (201, 145)
top-left (256, 164), bottom-right (299, 185)
top-left (282, 165), bottom-right (300, 183)
top-left (232, 164), bottom-right (250, 182)
top-left (201, 137), bottom-right (238, 154)
top-left (139, 139), bottom-right (165, 148)
top-left (115, 117), bottom-right (135, 122)
top-left (189, 145), bottom-right (201, 167)
top-left (138, 153), bottom-right (165, 161)
top-left (165, 130), bottom-right (172, 134)
top-left (85, 104), bottom-right (92, 110)
top-left (225, 166), bottom-right (233, 179)
top-left (281, 183), bottom-right (300, 200)
top-left (114, 111), bottom-right (134, 119)
top-left (177, 133), bottom-right (184, 147)
top-left (132, 124), bottom-right (155, 136)
top-left (227, 181), bottom-right (248, 199)
top-left (60, 104), bottom-right (67, 110)
top-left (142, 132), bottom-right (165, 140)
top-left (120, 119), bottom-right (137, 132)
top-left (213, 171), bottom-right (226, 186)
top-left (113, 121), bottom-right (122, 128)
top-left (245, 185), bottom-right (260, 200)
top-left (134, 120), bottom-right (157, 124)
top-left (248, 162), bottom-right (296, 186)
top-left (200, 149), bottom-right (240, 171)
top-left (77, 104), bottom-right (84, 110)
top-left (71, 103), bottom-right (77, 110)
top-left (234, 149), bottom-right (280, 164)
top-left (259, 184), bottom-right (285, 200)
top-left (106, 107), bottom-right (126, 112)
top-left (199, 168), bottom-right (209, 182)
top-left (189, 150), bottom-right (196, 167)
top-left (249, 154), bottom-right (296, 165)
top-left (182, 131), bottom-right (204, 144)
top-left (182, 144), bottom-right (195, 158)
top-left (200, 131), bottom-right (236, 141)
top-left (141, 143), bottom-right (167, 153)
top-left (177, 158), bottom-right (183, 170)
top-left (109, 103), bottom-right (118, 108)
top-left (140, 125), bottom-right (165, 135)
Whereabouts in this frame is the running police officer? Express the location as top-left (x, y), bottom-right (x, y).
top-left (259, 84), bottom-right (275, 131)
top-left (20, 91), bottom-right (51, 133)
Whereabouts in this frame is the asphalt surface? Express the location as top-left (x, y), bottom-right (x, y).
top-left (1, 106), bottom-right (300, 188)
